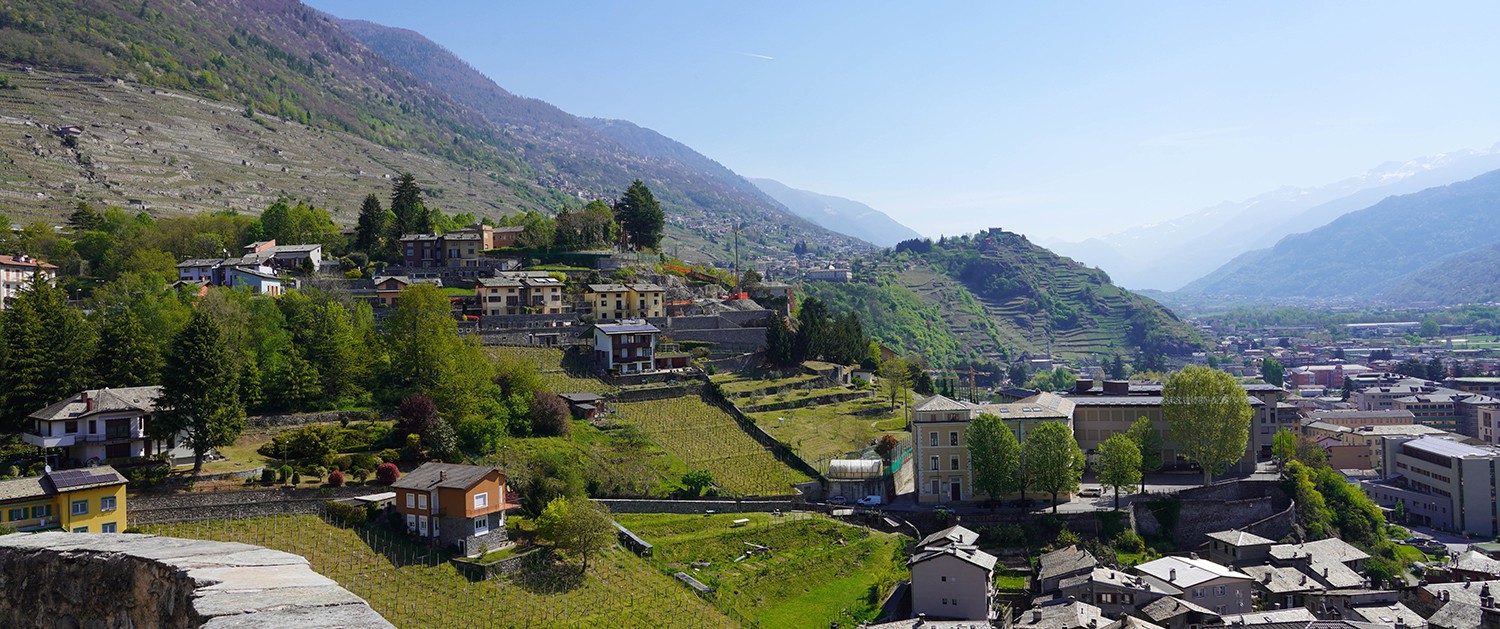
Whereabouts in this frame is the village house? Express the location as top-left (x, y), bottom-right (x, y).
top-left (1013, 600), bottom-right (1108, 629)
top-left (1135, 596), bottom-right (1220, 629)
top-left (0, 254), bottom-right (57, 309)
top-left (908, 525), bottom-right (998, 621)
top-left (587, 283), bottom-right (665, 321)
top-left (391, 462), bottom-right (519, 556)
top-left (1037, 545), bottom-right (1099, 594)
top-left (1057, 566), bottom-right (1179, 618)
top-left (1133, 556), bottom-right (1254, 616)
top-left (1204, 530), bottom-right (1275, 567)
top-left (25, 386), bottom-right (165, 466)
top-left (592, 320), bottom-right (659, 374)
top-left (0, 466), bottom-right (128, 534)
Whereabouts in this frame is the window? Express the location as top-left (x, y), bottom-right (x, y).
top-left (474, 492), bottom-right (489, 510)
top-left (474, 516), bottom-right (489, 536)
top-left (417, 494), bottom-right (428, 510)
top-left (65, 421), bottom-right (77, 434)
top-left (950, 457), bottom-right (960, 470)
top-left (1122, 594), bottom-right (1134, 605)
top-left (941, 575), bottom-right (947, 582)
top-left (31, 505), bottom-right (49, 519)
top-left (1193, 588), bottom-right (1205, 599)
top-left (1214, 586), bottom-right (1226, 597)
top-left (72, 526), bottom-right (87, 533)
top-left (406, 493), bottom-right (415, 509)
top-left (100, 496), bottom-right (117, 512)
top-left (950, 432), bottom-right (959, 446)
top-left (71, 500), bottom-right (88, 516)
top-left (6, 508), bottom-right (24, 521)
top-left (929, 432), bottom-right (938, 446)
top-left (931, 479), bottom-right (940, 495)
top-left (89, 420), bottom-right (96, 434)
top-left (930, 456), bottom-right (939, 471)
top-left (941, 598), bottom-right (948, 605)
top-left (101, 522), bottom-right (117, 533)
top-left (1099, 593), bottom-right (1115, 604)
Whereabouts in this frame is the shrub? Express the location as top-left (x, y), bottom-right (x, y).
top-left (398, 395), bottom-right (441, 435)
top-left (4, 465), bottom-right (18, 479)
top-left (1056, 527), bottom-right (1081, 546)
top-left (1113, 530), bottom-right (1146, 554)
top-left (327, 469), bottom-right (345, 487)
top-left (278, 465), bottom-right (294, 484)
top-left (376, 462), bottom-right (400, 484)
top-left (532, 391), bottom-right (571, 438)
top-left (325, 500), bottom-right (366, 527)
top-left (378, 449), bottom-right (401, 464)
top-left (350, 453), bottom-right (380, 474)
top-left (261, 468), bottom-right (277, 483)
top-left (291, 471), bottom-right (302, 485)
top-left (351, 467), bottom-right (370, 484)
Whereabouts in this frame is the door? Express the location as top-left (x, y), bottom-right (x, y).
top-left (949, 480), bottom-right (961, 501)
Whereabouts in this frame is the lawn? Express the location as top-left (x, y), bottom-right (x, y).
top-left (612, 396), bottom-right (813, 496)
top-left (142, 514), bottom-right (736, 628)
top-left (743, 395), bottom-right (909, 467)
top-left (616, 512), bottom-right (908, 628)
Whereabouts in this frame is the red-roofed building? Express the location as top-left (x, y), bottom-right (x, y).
top-left (0, 254), bottom-right (58, 309)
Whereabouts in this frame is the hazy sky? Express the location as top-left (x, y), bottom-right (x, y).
top-left (304, 1), bottom-right (1500, 243)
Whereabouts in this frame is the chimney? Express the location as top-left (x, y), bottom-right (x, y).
top-left (81, 391), bottom-right (92, 413)
top-left (1169, 568), bottom-right (1177, 582)
top-left (1074, 378), bottom-right (1095, 394)
top-left (1190, 552), bottom-right (1199, 560)
top-left (1032, 610), bottom-right (1042, 622)
top-left (1442, 590), bottom-right (1450, 602)
top-left (439, 470), bottom-right (446, 482)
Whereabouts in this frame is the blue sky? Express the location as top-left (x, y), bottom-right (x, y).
top-left (305, 1), bottom-right (1500, 242)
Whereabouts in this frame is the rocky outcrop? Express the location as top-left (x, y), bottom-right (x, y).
top-left (0, 532), bottom-right (392, 628)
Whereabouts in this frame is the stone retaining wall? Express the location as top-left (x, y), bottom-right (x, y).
top-left (597, 498), bottom-right (802, 514)
top-left (740, 390), bottom-right (873, 413)
top-left (612, 382), bottom-right (705, 402)
top-left (0, 532), bottom-right (393, 628)
top-left (129, 486), bottom-right (374, 526)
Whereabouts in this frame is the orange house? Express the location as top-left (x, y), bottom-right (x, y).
top-left (391, 462), bottom-right (520, 556)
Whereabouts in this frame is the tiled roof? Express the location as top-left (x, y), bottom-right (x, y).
top-left (912, 394), bottom-right (971, 412)
top-left (0, 466), bottom-right (125, 502)
top-left (1039, 545), bottom-right (1098, 582)
top-left (1242, 565), bottom-right (1320, 594)
top-left (587, 284), bottom-right (629, 292)
top-left (391, 462), bottom-right (500, 492)
top-left (29, 386), bottom-right (162, 421)
top-left (1138, 596), bottom-right (1216, 622)
top-left (1206, 529), bottom-right (1275, 547)
top-left (1014, 600), bottom-right (1106, 629)
top-left (1212, 608), bottom-right (1316, 626)
top-left (1060, 567), bottom-right (1179, 596)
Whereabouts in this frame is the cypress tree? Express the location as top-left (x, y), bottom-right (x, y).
top-left (156, 310), bottom-right (245, 472)
top-left (353, 193), bottom-right (389, 254)
top-left (613, 179), bottom-right (664, 251)
top-left (389, 173), bottom-right (424, 236)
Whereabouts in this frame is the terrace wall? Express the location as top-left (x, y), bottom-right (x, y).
top-left (597, 498), bottom-right (802, 514)
top-left (129, 486), bottom-right (373, 525)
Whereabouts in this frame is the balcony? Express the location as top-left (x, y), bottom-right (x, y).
top-left (22, 434), bottom-right (74, 448)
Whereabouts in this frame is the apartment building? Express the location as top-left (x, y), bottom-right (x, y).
top-left (0, 466), bottom-right (128, 533)
top-left (1362, 436), bottom-right (1500, 536)
top-left (587, 283), bottom-right (665, 321)
top-left (474, 274), bottom-right (567, 316)
top-left (0, 254), bottom-right (57, 309)
top-left (910, 393), bottom-right (1074, 504)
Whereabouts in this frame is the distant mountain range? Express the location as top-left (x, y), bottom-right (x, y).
top-left (747, 179), bottom-right (920, 248)
top-left (1178, 168), bottom-right (1500, 302)
top-left (1050, 145), bottom-right (1500, 290)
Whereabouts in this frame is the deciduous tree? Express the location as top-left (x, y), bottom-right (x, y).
top-left (1023, 421), bottom-right (1084, 513)
top-left (967, 413), bottom-right (1021, 504)
top-left (1261, 357), bottom-right (1284, 387)
top-left (1126, 417), bottom-right (1164, 483)
top-left (1096, 434), bottom-right (1142, 510)
top-left (1163, 365), bottom-right (1251, 485)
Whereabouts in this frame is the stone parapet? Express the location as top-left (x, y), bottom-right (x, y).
top-left (0, 532), bottom-right (393, 628)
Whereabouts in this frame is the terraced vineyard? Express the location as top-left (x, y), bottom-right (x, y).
top-left (612, 396), bottom-right (812, 496)
top-left (487, 346), bottom-right (619, 395)
top-left (142, 514), bottom-right (735, 628)
top-left (617, 512), bottom-right (908, 628)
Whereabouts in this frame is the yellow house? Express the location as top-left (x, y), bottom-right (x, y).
top-left (0, 466), bottom-right (127, 533)
top-left (587, 283), bottom-right (664, 321)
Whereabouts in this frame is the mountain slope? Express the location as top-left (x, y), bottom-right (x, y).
top-left (749, 179), bottom-right (921, 247)
top-left (1179, 168), bottom-right (1500, 300)
top-left (1382, 241), bottom-right (1500, 305)
top-left (1050, 146), bottom-right (1500, 290)
top-left (332, 18), bottom-right (868, 260)
top-left (810, 229), bottom-right (1203, 369)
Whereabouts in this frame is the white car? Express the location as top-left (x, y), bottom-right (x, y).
top-left (1078, 487), bottom-right (1102, 498)
top-left (856, 495), bottom-right (884, 507)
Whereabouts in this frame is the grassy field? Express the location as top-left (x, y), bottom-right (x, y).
top-left (488, 346), bottom-right (619, 396)
top-left (743, 395), bottom-right (908, 466)
top-left (141, 514), bottom-right (736, 628)
top-left (484, 420), bottom-right (692, 497)
top-left (612, 396), bottom-right (813, 496)
top-left (616, 512), bottom-right (908, 628)
top-left (710, 372), bottom-right (823, 397)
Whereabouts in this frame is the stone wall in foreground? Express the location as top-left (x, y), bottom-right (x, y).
top-left (0, 532), bottom-right (393, 628)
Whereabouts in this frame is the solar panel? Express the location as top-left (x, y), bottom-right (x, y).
top-left (49, 469), bottom-right (113, 489)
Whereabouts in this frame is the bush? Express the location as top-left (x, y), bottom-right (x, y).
top-left (532, 391), bottom-right (572, 438)
top-left (278, 465), bottom-right (294, 484)
top-left (378, 449), bottom-right (401, 464)
top-left (980, 524), bottom-right (1026, 547)
top-left (376, 462), bottom-right (400, 484)
top-left (350, 453), bottom-right (379, 474)
top-left (1056, 527), bottom-right (1081, 546)
top-left (1113, 530), bottom-right (1146, 554)
top-left (327, 469), bottom-right (345, 487)
top-left (325, 500), bottom-right (367, 527)
top-left (261, 468), bottom-right (276, 483)
top-left (291, 472), bottom-right (302, 485)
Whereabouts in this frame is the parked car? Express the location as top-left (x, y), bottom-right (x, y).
top-left (933, 505), bottom-right (955, 516)
top-left (1078, 487), bottom-right (1102, 498)
top-left (856, 495), bottom-right (884, 507)
top-left (827, 495), bottom-right (848, 505)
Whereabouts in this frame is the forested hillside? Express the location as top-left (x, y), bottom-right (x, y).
top-left (807, 229), bottom-right (1203, 371)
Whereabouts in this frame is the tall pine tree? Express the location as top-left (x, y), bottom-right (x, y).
top-left (353, 193), bottom-right (390, 254)
top-left (389, 173), bottom-right (425, 237)
top-left (0, 276), bottom-right (95, 428)
top-left (156, 310), bottom-right (245, 471)
top-left (613, 179), bottom-right (664, 251)
top-left (765, 311), bottom-right (797, 367)
top-left (96, 308), bottom-right (161, 388)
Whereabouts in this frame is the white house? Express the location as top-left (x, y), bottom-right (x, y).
top-left (592, 320), bottom-right (660, 374)
top-left (908, 525), bottom-right (996, 621)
